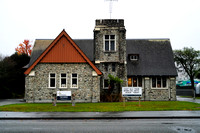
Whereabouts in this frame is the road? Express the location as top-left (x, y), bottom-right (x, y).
top-left (0, 119), bottom-right (199, 133)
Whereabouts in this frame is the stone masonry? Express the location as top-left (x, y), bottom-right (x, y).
top-left (127, 77), bottom-right (176, 101)
top-left (93, 19), bottom-right (127, 96)
top-left (25, 63), bottom-right (100, 103)
top-left (25, 19), bottom-right (177, 102)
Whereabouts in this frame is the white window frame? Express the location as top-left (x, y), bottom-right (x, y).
top-left (130, 55), bottom-right (139, 61)
top-left (49, 73), bottom-right (56, 88)
top-left (60, 73), bottom-right (67, 88)
top-left (71, 73), bottom-right (78, 88)
top-left (104, 35), bottom-right (116, 52)
top-left (151, 77), bottom-right (168, 89)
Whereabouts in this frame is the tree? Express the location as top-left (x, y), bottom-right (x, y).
top-left (174, 47), bottom-right (200, 99)
top-left (107, 74), bottom-right (123, 102)
top-left (15, 40), bottom-right (32, 56)
top-left (0, 53), bottom-right (30, 98)
top-left (0, 56), bottom-right (16, 98)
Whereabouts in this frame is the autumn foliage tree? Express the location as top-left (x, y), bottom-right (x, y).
top-left (15, 40), bottom-right (32, 56)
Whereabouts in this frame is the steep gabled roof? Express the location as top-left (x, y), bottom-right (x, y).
top-left (26, 36), bottom-right (177, 77)
top-left (74, 39), bottom-right (94, 61)
top-left (24, 30), bottom-right (102, 75)
top-left (27, 39), bottom-right (53, 68)
top-left (126, 39), bottom-right (177, 76)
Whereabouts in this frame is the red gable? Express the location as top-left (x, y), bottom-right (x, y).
top-left (24, 29), bottom-right (102, 75)
top-left (40, 35), bottom-right (86, 63)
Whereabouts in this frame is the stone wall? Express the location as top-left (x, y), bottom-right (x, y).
top-left (95, 19), bottom-right (124, 27)
top-left (25, 63), bottom-right (100, 103)
top-left (126, 77), bottom-right (176, 101)
top-left (94, 19), bottom-right (127, 100)
top-left (94, 20), bottom-right (126, 64)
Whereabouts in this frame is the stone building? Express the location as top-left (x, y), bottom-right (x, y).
top-left (24, 19), bottom-right (177, 102)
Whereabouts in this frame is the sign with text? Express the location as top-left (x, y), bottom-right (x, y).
top-left (57, 91), bottom-right (71, 100)
top-left (122, 87), bottom-right (142, 97)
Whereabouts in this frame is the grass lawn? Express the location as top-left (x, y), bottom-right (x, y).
top-left (0, 101), bottom-right (200, 112)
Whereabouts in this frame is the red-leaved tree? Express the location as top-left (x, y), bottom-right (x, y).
top-left (15, 40), bottom-right (32, 56)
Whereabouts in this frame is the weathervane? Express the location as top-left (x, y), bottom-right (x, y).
top-left (105, 0), bottom-right (118, 19)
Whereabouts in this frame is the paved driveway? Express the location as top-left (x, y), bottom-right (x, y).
top-left (0, 99), bottom-right (25, 106)
top-left (176, 96), bottom-right (200, 104)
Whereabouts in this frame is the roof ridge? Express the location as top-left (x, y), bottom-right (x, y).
top-left (24, 30), bottom-right (102, 75)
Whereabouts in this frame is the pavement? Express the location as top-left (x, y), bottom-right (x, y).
top-left (0, 97), bottom-right (200, 119)
top-left (1, 111), bottom-right (200, 119)
top-left (0, 99), bottom-right (25, 106)
top-left (176, 96), bottom-right (200, 104)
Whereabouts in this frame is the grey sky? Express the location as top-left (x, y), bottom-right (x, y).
top-left (0, 0), bottom-right (200, 56)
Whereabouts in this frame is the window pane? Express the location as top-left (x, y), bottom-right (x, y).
top-left (133, 77), bottom-right (137, 87)
top-left (104, 64), bottom-right (108, 71)
top-left (152, 77), bottom-right (156, 87)
top-left (72, 74), bottom-right (77, 77)
top-left (61, 79), bottom-right (66, 87)
top-left (72, 78), bottom-right (77, 88)
top-left (50, 73), bottom-right (55, 77)
top-left (112, 63), bottom-right (115, 72)
top-left (162, 77), bottom-right (167, 88)
top-left (111, 41), bottom-right (115, 51)
top-left (50, 78), bottom-right (55, 87)
top-left (110, 35), bottom-right (115, 39)
top-left (138, 77), bottom-right (142, 87)
top-left (61, 78), bottom-right (66, 84)
top-left (130, 55), bottom-right (133, 60)
top-left (105, 41), bottom-right (109, 51)
top-left (157, 77), bottom-right (161, 88)
top-left (61, 73), bottom-right (66, 77)
top-left (105, 35), bottom-right (109, 39)
top-left (72, 73), bottom-right (78, 87)
top-left (72, 79), bottom-right (77, 84)
top-left (128, 78), bottom-right (132, 87)
top-left (104, 79), bottom-right (109, 88)
top-left (130, 55), bottom-right (139, 60)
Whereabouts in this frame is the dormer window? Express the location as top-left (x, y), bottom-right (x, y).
top-left (104, 35), bottom-right (115, 52)
top-left (129, 54), bottom-right (139, 61)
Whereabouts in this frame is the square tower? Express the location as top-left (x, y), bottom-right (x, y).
top-left (94, 19), bottom-right (127, 99)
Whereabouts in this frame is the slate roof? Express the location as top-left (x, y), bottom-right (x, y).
top-left (127, 39), bottom-right (177, 76)
top-left (27, 38), bottom-right (177, 76)
top-left (28, 39), bottom-right (53, 68)
top-left (24, 30), bottom-right (102, 75)
top-left (28, 39), bottom-right (94, 68)
top-left (73, 39), bottom-right (94, 61)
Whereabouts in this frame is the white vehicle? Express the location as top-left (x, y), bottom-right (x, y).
top-left (196, 83), bottom-right (200, 94)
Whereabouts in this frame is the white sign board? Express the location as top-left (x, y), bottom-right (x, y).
top-left (122, 87), bottom-right (142, 97)
top-left (57, 91), bottom-right (71, 100)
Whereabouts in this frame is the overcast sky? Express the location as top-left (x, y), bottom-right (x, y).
top-left (0, 0), bottom-right (200, 56)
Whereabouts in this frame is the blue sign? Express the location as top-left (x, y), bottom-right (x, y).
top-left (57, 96), bottom-right (71, 100)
